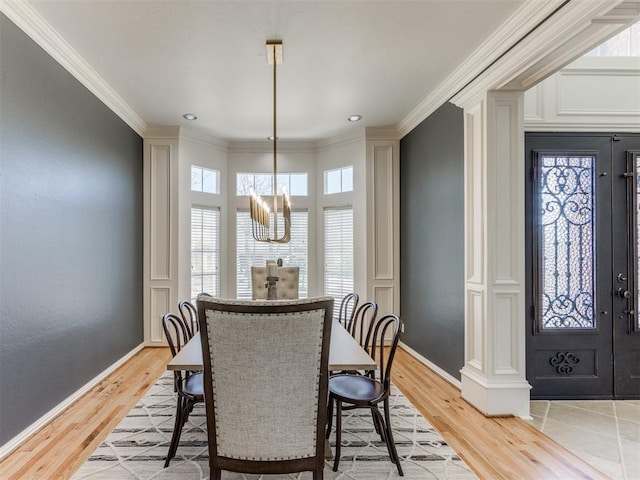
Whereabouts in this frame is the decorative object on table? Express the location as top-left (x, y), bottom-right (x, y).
top-left (161, 313), bottom-right (204, 468)
top-left (328, 314), bottom-right (405, 476)
top-left (249, 40), bottom-right (291, 244)
top-left (196, 297), bottom-right (334, 479)
top-left (266, 260), bottom-right (279, 300)
top-left (251, 266), bottom-right (299, 300)
top-left (72, 373), bottom-right (476, 479)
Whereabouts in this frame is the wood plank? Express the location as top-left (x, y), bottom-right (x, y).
top-left (0, 346), bottom-right (609, 479)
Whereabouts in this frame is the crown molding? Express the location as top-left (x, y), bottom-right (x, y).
top-left (365, 127), bottom-right (400, 142)
top-left (0, 0), bottom-right (147, 136)
top-left (228, 140), bottom-right (317, 154)
top-left (451, 0), bottom-right (639, 109)
top-left (143, 126), bottom-right (181, 140)
top-left (179, 127), bottom-right (229, 151)
top-left (315, 129), bottom-right (365, 151)
top-left (396, 0), bottom-right (567, 138)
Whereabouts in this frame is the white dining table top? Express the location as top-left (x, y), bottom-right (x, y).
top-left (167, 321), bottom-right (377, 372)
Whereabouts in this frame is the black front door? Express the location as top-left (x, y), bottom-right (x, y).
top-left (525, 133), bottom-right (640, 399)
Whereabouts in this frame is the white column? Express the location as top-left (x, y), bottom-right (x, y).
top-left (143, 128), bottom-right (180, 345)
top-left (460, 91), bottom-right (531, 417)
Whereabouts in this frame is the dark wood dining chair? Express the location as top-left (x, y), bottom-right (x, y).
top-left (348, 301), bottom-right (378, 347)
top-left (337, 292), bottom-right (359, 331)
top-left (327, 314), bottom-right (404, 476)
top-left (196, 296), bottom-right (334, 480)
top-left (161, 312), bottom-right (204, 468)
top-left (178, 300), bottom-right (198, 336)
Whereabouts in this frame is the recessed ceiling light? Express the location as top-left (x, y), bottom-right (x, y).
top-left (182, 113), bottom-right (197, 121)
top-left (348, 114), bottom-right (362, 122)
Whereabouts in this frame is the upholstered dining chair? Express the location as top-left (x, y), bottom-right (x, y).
top-left (327, 314), bottom-right (404, 476)
top-left (196, 295), bottom-right (334, 480)
top-left (337, 292), bottom-right (359, 330)
top-left (251, 266), bottom-right (300, 299)
top-left (161, 312), bottom-right (204, 467)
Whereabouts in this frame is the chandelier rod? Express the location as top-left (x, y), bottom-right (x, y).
top-left (272, 41), bottom-right (279, 239)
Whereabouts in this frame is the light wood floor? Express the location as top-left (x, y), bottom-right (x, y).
top-left (0, 346), bottom-right (608, 480)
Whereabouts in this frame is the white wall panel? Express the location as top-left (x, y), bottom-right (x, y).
top-left (149, 145), bottom-right (172, 281)
top-left (150, 287), bottom-right (171, 343)
top-left (373, 146), bottom-right (394, 280)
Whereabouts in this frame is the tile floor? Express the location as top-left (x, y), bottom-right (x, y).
top-left (527, 400), bottom-right (640, 480)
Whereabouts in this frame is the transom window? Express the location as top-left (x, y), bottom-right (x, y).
top-left (586, 22), bottom-right (640, 57)
top-left (191, 166), bottom-right (220, 194)
top-left (237, 173), bottom-right (308, 196)
top-left (324, 166), bottom-right (353, 194)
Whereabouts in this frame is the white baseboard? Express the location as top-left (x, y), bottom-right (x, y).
top-left (0, 342), bottom-right (145, 461)
top-left (399, 341), bottom-right (462, 389)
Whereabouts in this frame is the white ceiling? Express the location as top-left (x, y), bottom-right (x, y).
top-left (27, 0), bottom-right (526, 141)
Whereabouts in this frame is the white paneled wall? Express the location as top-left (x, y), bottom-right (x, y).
top-left (143, 128), bottom-right (400, 342)
top-left (525, 57), bottom-right (640, 132)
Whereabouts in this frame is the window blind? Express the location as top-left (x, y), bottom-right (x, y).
top-left (191, 207), bottom-right (220, 299)
top-left (236, 210), bottom-right (308, 299)
top-left (324, 206), bottom-right (354, 318)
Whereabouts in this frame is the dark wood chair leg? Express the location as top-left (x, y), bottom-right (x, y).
top-left (314, 465), bottom-right (324, 480)
top-left (164, 397), bottom-right (185, 467)
top-left (332, 401), bottom-right (343, 472)
top-left (211, 466), bottom-right (222, 480)
top-left (326, 396), bottom-right (334, 439)
top-left (371, 409), bottom-right (383, 435)
top-left (383, 399), bottom-right (404, 476)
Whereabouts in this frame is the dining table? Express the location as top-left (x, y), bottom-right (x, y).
top-left (167, 320), bottom-right (377, 372)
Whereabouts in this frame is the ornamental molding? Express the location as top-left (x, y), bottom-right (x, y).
top-left (0, 0), bottom-right (147, 136)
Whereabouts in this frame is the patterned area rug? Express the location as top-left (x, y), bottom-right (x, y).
top-left (73, 373), bottom-right (476, 479)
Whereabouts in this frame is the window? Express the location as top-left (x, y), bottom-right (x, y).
top-left (191, 166), bottom-right (220, 194)
top-left (237, 173), bottom-right (308, 196)
top-left (324, 207), bottom-right (354, 317)
top-left (586, 22), bottom-right (640, 57)
top-left (191, 207), bottom-right (220, 299)
top-left (324, 166), bottom-right (353, 194)
top-left (236, 210), bottom-right (308, 299)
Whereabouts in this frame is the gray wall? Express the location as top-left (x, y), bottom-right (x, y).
top-left (0, 14), bottom-right (143, 445)
top-left (400, 102), bottom-right (465, 380)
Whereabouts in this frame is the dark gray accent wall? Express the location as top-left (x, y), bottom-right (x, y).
top-left (0, 14), bottom-right (143, 445)
top-left (400, 102), bottom-right (465, 380)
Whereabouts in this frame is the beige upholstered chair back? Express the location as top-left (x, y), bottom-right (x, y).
top-left (195, 296), bottom-right (333, 478)
top-left (251, 266), bottom-right (300, 300)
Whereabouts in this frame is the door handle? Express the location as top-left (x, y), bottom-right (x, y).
top-left (617, 288), bottom-right (632, 300)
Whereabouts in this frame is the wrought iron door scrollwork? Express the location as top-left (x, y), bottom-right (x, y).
top-left (549, 351), bottom-right (580, 374)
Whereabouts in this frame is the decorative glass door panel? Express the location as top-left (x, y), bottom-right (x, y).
top-left (538, 156), bottom-right (595, 330)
